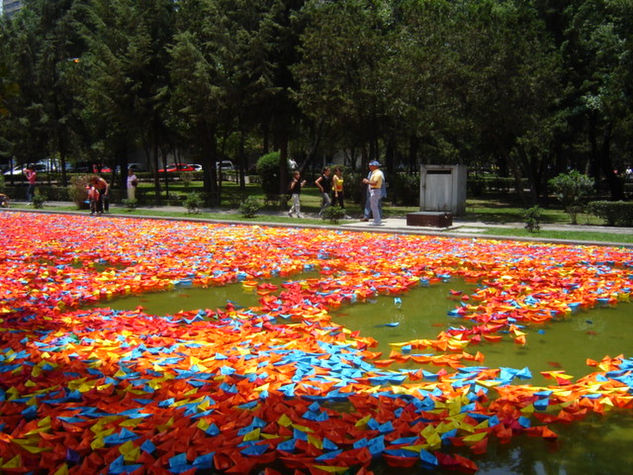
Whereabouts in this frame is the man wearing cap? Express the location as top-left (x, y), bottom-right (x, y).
top-left (362, 161), bottom-right (385, 225)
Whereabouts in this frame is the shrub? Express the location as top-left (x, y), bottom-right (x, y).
top-left (587, 201), bottom-right (633, 226)
top-left (122, 198), bottom-right (137, 209)
top-left (549, 170), bottom-right (594, 224)
top-left (321, 205), bottom-right (346, 224)
top-left (35, 185), bottom-right (70, 201)
top-left (344, 171), bottom-right (365, 203)
top-left (183, 192), bottom-right (203, 214)
top-left (389, 172), bottom-right (418, 206)
top-left (239, 196), bottom-right (262, 218)
top-left (68, 175), bottom-right (95, 209)
top-left (523, 205), bottom-right (543, 232)
top-left (180, 171), bottom-right (194, 189)
top-left (32, 189), bottom-right (46, 209)
top-left (256, 151), bottom-right (289, 200)
top-left (467, 178), bottom-right (485, 197)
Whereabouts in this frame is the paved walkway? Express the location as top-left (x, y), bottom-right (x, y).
top-left (6, 201), bottom-right (633, 248)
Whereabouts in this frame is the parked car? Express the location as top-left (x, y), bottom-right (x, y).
top-left (158, 163), bottom-right (197, 173)
top-left (216, 160), bottom-right (235, 171)
top-left (71, 162), bottom-right (112, 173)
top-left (188, 163), bottom-right (203, 172)
top-left (35, 158), bottom-right (61, 172)
top-left (128, 162), bottom-right (148, 172)
top-left (116, 162), bottom-right (148, 173)
top-left (3, 163), bottom-right (48, 176)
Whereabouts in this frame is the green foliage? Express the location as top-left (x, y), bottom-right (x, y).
top-left (587, 201), bottom-right (633, 227)
top-left (239, 196), bottom-right (262, 218)
top-left (321, 205), bottom-right (346, 224)
top-left (122, 198), bottom-right (137, 209)
top-left (68, 175), bottom-right (95, 209)
top-left (389, 173), bottom-right (419, 206)
top-left (0, 173), bottom-right (5, 192)
top-left (180, 172), bottom-right (194, 189)
top-left (523, 205), bottom-right (543, 233)
top-left (344, 171), bottom-right (364, 204)
top-left (1, 0), bottom-right (632, 206)
top-left (183, 192), bottom-right (203, 214)
top-left (256, 152), bottom-right (283, 199)
top-left (32, 189), bottom-right (46, 209)
top-left (549, 170), bottom-right (595, 224)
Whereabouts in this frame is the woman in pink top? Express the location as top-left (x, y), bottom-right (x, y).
top-left (23, 165), bottom-right (37, 202)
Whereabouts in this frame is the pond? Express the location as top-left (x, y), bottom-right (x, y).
top-left (4, 213), bottom-right (633, 474)
top-left (103, 276), bottom-right (633, 474)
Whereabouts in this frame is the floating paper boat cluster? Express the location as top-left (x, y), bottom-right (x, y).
top-left (1, 212), bottom-right (632, 473)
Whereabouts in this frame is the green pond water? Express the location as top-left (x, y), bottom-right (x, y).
top-left (102, 276), bottom-right (633, 473)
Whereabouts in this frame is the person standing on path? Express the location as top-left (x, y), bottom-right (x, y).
top-left (288, 170), bottom-right (307, 218)
top-left (126, 168), bottom-right (138, 201)
top-left (315, 166), bottom-right (332, 217)
top-left (23, 165), bottom-right (37, 202)
top-left (332, 166), bottom-right (345, 210)
top-left (362, 161), bottom-right (385, 226)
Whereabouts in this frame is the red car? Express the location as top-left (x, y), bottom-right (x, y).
top-left (158, 163), bottom-right (196, 173)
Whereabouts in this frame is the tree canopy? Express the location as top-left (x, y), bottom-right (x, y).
top-left (0, 0), bottom-right (631, 203)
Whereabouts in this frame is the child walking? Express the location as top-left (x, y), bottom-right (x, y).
top-left (288, 170), bottom-right (307, 218)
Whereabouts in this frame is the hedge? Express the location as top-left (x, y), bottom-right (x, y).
top-left (587, 201), bottom-right (633, 226)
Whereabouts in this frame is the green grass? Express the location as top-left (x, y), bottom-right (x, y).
top-left (6, 184), bottom-right (630, 245)
top-left (482, 227), bottom-right (633, 244)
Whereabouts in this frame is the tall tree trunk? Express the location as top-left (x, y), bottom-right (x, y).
top-left (201, 126), bottom-right (219, 207)
top-left (238, 128), bottom-right (246, 192)
top-left (408, 135), bottom-right (419, 173)
top-left (588, 115), bottom-right (623, 200)
top-left (278, 133), bottom-right (289, 203)
top-left (598, 123), bottom-right (623, 200)
top-left (588, 112), bottom-right (601, 188)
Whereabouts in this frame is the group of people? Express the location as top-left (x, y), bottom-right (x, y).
top-left (288, 165), bottom-right (346, 219)
top-left (86, 175), bottom-right (110, 215)
top-left (287, 161), bottom-right (386, 225)
top-left (85, 167), bottom-right (137, 215)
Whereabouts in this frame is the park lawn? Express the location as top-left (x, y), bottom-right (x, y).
top-left (482, 226), bottom-right (633, 244)
top-left (9, 181), bottom-right (627, 243)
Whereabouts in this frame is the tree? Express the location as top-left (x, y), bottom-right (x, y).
top-left (77, 0), bottom-right (175, 195)
top-left (455, 0), bottom-right (564, 203)
top-left (549, 169), bottom-right (594, 224)
top-left (292, 0), bottom-right (392, 170)
top-left (562, 0), bottom-right (633, 200)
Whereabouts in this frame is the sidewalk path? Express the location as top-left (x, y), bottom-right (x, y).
top-left (6, 201), bottom-right (633, 248)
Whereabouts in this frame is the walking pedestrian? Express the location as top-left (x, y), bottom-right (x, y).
top-left (288, 170), bottom-right (307, 218)
top-left (315, 167), bottom-right (332, 216)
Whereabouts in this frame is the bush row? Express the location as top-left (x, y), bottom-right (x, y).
top-left (587, 201), bottom-right (633, 226)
